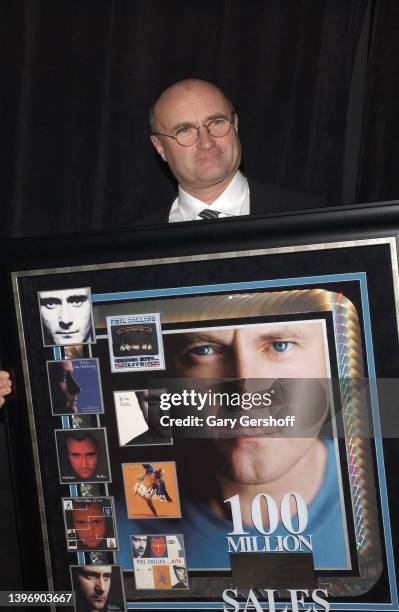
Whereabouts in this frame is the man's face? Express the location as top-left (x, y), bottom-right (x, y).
top-left (137, 389), bottom-right (166, 436)
top-left (174, 566), bottom-right (188, 586)
top-left (67, 436), bottom-right (98, 479)
top-left (151, 82), bottom-right (241, 195)
top-left (52, 361), bottom-right (81, 413)
top-left (39, 288), bottom-right (92, 345)
top-left (76, 565), bottom-right (111, 611)
top-left (136, 390), bottom-right (149, 421)
top-left (132, 535), bottom-right (148, 557)
top-left (72, 504), bottom-right (106, 548)
top-left (170, 321), bottom-right (328, 485)
top-left (166, 535), bottom-right (183, 557)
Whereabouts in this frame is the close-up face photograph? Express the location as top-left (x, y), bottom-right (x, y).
top-left (67, 500), bottom-right (116, 553)
top-left (66, 435), bottom-right (98, 480)
top-left (169, 320), bottom-right (328, 380)
top-left (131, 535), bottom-right (148, 558)
top-left (165, 318), bottom-right (331, 492)
top-left (55, 428), bottom-right (111, 485)
top-left (72, 503), bottom-right (106, 549)
top-left (75, 565), bottom-right (111, 611)
top-left (39, 288), bottom-right (94, 346)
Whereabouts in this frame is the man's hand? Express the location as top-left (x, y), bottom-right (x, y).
top-left (0, 371), bottom-right (12, 407)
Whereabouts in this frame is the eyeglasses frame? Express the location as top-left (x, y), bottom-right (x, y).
top-left (150, 113), bottom-right (237, 147)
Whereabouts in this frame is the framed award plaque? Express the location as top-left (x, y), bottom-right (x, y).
top-left (1, 202), bottom-right (399, 611)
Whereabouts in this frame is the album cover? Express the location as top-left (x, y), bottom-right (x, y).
top-left (63, 497), bottom-right (118, 552)
top-left (131, 534), bottom-right (188, 590)
top-left (55, 428), bottom-right (111, 484)
top-left (38, 287), bottom-right (95, 347)
top-left (70, 564), bottom-right (127, 612)
top-left (114, 389), bottom-right (172, 446)
top-left (47, 358), bottom-right (103, 415)
top-left (122, 462), bottom-right (181, 519)
top-left (106, 313), bottom-right (165, 372)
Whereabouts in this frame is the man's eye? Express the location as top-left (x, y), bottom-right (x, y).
top-left (210, 118), bottom-right (226, 126)
top-left (271, 341), bottom-right (293, 353)
top-left (176, 126), bottom-right (194, 136)
top-left (191, 345), bottom-right (214, 356)
top-left (41, 299), bottom-right (60, 309)
top-left (69, 298), bottom-right (86, 308)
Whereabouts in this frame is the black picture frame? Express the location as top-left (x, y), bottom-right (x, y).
top-left (1, 201), bottom-right (399, 611)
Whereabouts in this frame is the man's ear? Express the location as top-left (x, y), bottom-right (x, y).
top-left (150, 135), bottom-right (167, 162)
top-left (233, 113), bottom-right (239, 132)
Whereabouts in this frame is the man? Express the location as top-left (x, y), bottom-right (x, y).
top-left (172, 565), bottom-right (188, 589)
top-left (49, 360), bottom-right (81, 414)
top-left (117, 319), bottom-right (347, 571)
top-left (65, 432), bottom-right (98, 480)
top-left (131, 535), bottom-right (148, 558)
top-left (148, 78), bottom-right (324, 223)
top-left (39, 287), bottom-right (94, 346)
top-left (117, 390), bottom-right (170, 446)
top-left (0, 80), bottom-right (322, 404)
top-left (73, 565), bottom-right (112, 611)
top-left (167, 322), bottom-right (331, 519)
top-left (71, 501), bottom-right (113, 550)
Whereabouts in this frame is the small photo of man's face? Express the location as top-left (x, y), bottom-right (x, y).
top-left (75, 565), bottom-right (111, 610)
top-left (72, 503), bottom-right (107, 549)
top-left (49, 360), bottom-right (81, 413)
top-left (71, 564), bottom-right (126, 612)
top-left (56, 428), bottom-right (111, 485)
top-left (174, 565), bottom-right (188, 587)
top-left (67, 435), bottom-right (98, 480)
top-left (39, 287), bottom-right (94, 346)
top-left (132, 535), bottom-right (148, 557)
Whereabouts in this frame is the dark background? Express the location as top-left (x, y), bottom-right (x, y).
top-left (2, 0), bottom-right (399, 597)
top-left (2, 0), bottom-right (399, 238)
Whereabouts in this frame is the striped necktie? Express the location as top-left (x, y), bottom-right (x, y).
top-left (197, 209), bottom-right (222, 219)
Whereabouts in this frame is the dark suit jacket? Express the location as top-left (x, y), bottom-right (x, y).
top-left (138, 178), bottom-right (326, 225)
top-left (249, 179), bottom-right (326, 214)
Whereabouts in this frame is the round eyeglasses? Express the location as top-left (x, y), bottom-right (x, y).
top-left (151, 115), bottom-right (235, 147)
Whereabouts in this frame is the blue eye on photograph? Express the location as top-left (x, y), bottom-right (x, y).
top-left (272, 341), bottom-right (290, 352)
top-left (193, 345), bottom-right (213, 355)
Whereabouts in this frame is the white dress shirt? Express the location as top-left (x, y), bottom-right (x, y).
top-left (168, 171), bottom-right (250, 223)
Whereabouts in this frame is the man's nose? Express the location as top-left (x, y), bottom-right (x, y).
top-left (68, 377), bottom-right (81, 394)
top-left (231, 332), bottom-right (264, 379)
top-left (58, 302), bottom-right (73, 328)
top-left (197, 125), bottom-right (215, 149)
top-left (94, 578), bottom-right (105, 594)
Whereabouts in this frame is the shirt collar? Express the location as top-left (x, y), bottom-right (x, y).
top-left (169, 171), bottom-right (248, 222)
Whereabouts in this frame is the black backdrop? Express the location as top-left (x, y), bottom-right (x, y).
top-left (5, 0), bottom-right (399, 239)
